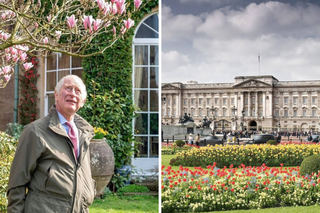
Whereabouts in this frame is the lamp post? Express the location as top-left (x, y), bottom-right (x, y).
top-left (241, 108), bottom-right (245, 131)
top-left (278, 117), bottom-right (281, 133)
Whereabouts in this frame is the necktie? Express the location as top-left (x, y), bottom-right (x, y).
top-left (66, 122), bottom-right (78, 159)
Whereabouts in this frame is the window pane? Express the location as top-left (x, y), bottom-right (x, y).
top-left (135, 136), bottom-right (148, 158)
top-left (58, 53), bottom-right (70, 69)
top-left (149, 136), bottom-right (158, 158)
top-left (47, 54), bottom-right (57, 70)
top-left (134, 90), bottom-right (148, 111)
top-left (134, 67), bottom-right (148, 88)
top-left (150, 67), bottom-right (158, 88)
top-left (134, 113), bottom-right (148, 134)
top-left (46, 72), bottom-right (56, 91)
top-left (150, 113), bottom-right (158, 134)
top-left (47, 94), bottom-right (55, 111)
top-left (150, 45), bottom-right (158, 65)
top-left (135, 46), bottom-right (148, 65)
top-left (72, 69), bottom-right (83, 78)
top-left (72, 56), bottom-right (82, 68)
top-left (58, 70), bottom-right (70, 82)
top-left (150, 91), bottom-right (158, 111)
top-left (135, 14), bottom-right (159, 39)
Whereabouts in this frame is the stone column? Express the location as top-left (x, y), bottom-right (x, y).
top-left (255, 92), bottom-right (258, 117)
top-left (248, 92), bottom-right (251, 116)
top-left (269, 91), bottom-right (273, 118)
top-left (263, 92), bottom-right (266, 117)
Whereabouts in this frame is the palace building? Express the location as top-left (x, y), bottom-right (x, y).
top-left (161, 75), bottom-right (320, 132)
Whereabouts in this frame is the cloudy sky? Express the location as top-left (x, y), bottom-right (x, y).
top-left (161, 0), bottom-right (320, 84)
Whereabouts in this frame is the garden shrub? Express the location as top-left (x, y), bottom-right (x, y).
top-left (0, 132), bottom-right (17, 212)
top-left (266, 140), bottom-right (277, 145)
top-left (174, 140), bottom-right (185, 147)
top-left (299, 155), bottom-right (320, 176)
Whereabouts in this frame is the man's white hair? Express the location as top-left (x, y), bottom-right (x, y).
top-left (55, 75), bottom-right (87, 102)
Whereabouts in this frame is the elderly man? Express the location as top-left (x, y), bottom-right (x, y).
top-left (7, 75), bottom-right (95, 212)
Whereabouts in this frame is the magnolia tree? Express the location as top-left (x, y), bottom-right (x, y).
top-left (0, 0), bottom-right (143, 88)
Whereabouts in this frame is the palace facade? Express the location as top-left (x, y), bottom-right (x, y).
top-left (161, 75), bottom-right (320, 132)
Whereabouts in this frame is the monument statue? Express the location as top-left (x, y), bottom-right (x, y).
top-left (179, 113), bottom-right (194, 124)
top-left (201, 116), bottom-right (212, 128)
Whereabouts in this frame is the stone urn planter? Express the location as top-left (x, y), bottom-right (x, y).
top-left (90, 138), bottom-right (115, 197)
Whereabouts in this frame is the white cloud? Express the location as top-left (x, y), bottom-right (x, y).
top-left (162, 1), bottom-right (320, 83)
top-left (162, 5), bottom-right (203, 42)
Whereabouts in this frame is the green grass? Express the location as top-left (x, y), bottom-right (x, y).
top-left (89, 194), bottom-right (158, 213)
top-left (161, 154), bottom-right (320, 213)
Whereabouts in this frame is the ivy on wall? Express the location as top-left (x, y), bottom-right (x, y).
top-left (79, 0), bottom-right (159, 168)
top-left (18, 56), bottom-right (40, 125)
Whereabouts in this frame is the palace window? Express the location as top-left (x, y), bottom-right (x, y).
top-left (252, 97), bottom-right (255, 105)
top-left (167, 109), bottom-right (171, 116)
top-left (284, 109), bottom-right (288, 117)
top-left (199, 98), bottom-right (203, 105)
top-left (252, 110), bottom-right (255, 116)
top-left (231, 98), bottom-right (234, 105)
top-left (223, 109), bottom-right (226, 116)
top-left (259, 110), bottom-right (263, 117)
top-left (245, 98), bottom-right (248, 104)
top-left (207, 109), bottom-right (210, 117)
top-left (312, 97), bottom-right (316, 104)
top-left (312, 109), bottom-right (317, 117)
top-left (207, 98), bottom-right (210, 105)
top-left (223, 98), bottom-right (227, 105)
top-left (293, 97), bottom-right (297, 104)
top-left (275, 98), bottom-right (279, 104)
top-left (215, 98), bottom-right (218, 104)
top-left (275, 110), bottom-right (279, 117)
top-left (293, 110), bottom-right (297, 116)
top-left (284, 97), bottom-right (288, 104)
top-left (199, 109), bottom-right (202, 116)
top-left (184, 98), bottom-right (187, 105)
top-left (303, 97), bottom-right (307, 104)
top-left (303, 109), bottom-right (306, 116)
top-left (191, 98), bottom-right (195, 105)
top-left (260, 98), bottom-right (263, 105)
top-left (191, 109), bottom-right (195, 116)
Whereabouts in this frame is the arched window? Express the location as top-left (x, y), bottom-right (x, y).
top-left (133, 13), bottom-right (159, 160)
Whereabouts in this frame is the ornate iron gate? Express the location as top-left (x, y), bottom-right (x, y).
top-left (215, 119), bottom-right (231, 130)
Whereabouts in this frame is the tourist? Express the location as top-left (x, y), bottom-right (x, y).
top-left (7, 75), bottom-right (95, 212)
top-left (188, 133), bottom-right (194, 145)
top-left (195, 133), bottom-right (200, 146)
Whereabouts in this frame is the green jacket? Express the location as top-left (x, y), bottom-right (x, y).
top-left (7, 106), bottom-right (95, 213)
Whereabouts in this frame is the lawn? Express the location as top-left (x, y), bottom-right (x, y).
top-left (89, 194), bottom-right (158, 213)
top-left (161, 154), bottom-right (320, 213)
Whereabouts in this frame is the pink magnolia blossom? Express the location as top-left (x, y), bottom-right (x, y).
top-left (120, 25), bottom-right (126, 34)
top-left (2, 66), bottom-right (11, 74)
top-left (134, 0), bottom-right (142, 9)
top-left (123, 18), bottom-right (134, 30)
top-left (23, 62), bottom-right (34, 71)
top-left (113, 26), bottom-right (116, 35)
top-left (35, 22), bottom-right (39, 29)
top-left (1, 32), bottom-right (10, 40)
top-left (4, 74), bottom-right (11, 82)
top-left (116, 0), bottom-right (126, 15)
top-left (55, 30), bottom-right (62, 39)
top-left (105, 21), bottom-right (111, 28)
top-left (112, 3), bottom-right (118, 15)
top-left (6, 55), bottom-right (11, 61)
top-left (1, 13), bottom-right (6, 20)
top-left (102, 2), bottom-right (112, 15)
top-left (12, 55), bottom-right (19, 62)
top-left (93, 19), bottom-right (102, 31)
top-left (82, 15), bottom-right (93, 32)
top-left (43, 37), bottom-right (48, 44)
top-left (47, 15), bottom-right (51, 22)
top-left (111, 0), bottom-right (117, 3)
top-left (66, 15), bottom-right (77, 29)
top-left (20, 52), bottom-right (28, 61)
top-left (97, 0), bottom-right (105, 10)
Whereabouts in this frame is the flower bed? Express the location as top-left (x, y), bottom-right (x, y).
top-left (161, 164), bottom-right (320, 212)
top-left (162, 144), bottom-right (196, 155)
top-left (170, 144), bottom-right (320, 168)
